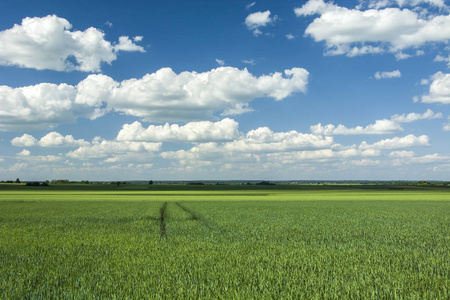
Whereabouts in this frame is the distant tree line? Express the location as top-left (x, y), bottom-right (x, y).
top-left (256, 181), bottom-right (276, 185)
top-left (25, 181), bottom-right (49, 187)
top-left (1, 178), bottom-right (22, 183)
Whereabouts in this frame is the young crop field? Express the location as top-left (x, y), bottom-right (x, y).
top-left (0, 186), bottom-right (449, 298)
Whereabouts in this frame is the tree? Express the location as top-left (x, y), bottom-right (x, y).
top-left (149, 180), bottom-right (153, 185)
top-left (15, 178), bottom-right (21, 183)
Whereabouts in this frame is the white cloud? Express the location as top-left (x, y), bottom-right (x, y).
top-left (295, 0), bottom-right (450, 57)
top-left (389, 150), bottom-right (415, 157)
top-left (347, 159), bottom-right (381, 166)
top-left (252, 29), bottom-right (263, 36)
top-left (444, 117), bottom-right (450, 131)
top-left (266, 148), bottom-right (362, 163)
top-left (75, 74), bottom-right (117, 107)
top-left (286, 34), bottom-right (295, 40)
top-left (17, 149), bottom-right (31, 157)
top-left (38, 132), bottom-right (89, 147)
top-left (434, 54), bottom-right (450, 65)
top-left (245, 11), bottom-right (277, 36)
top-left (0, 83), bottom-right (98, 131)
top-left (221, 103), bottom-right (254, 116)
top-left (242, 59), bottom-right (256, 65)
top-left (359, 134), bottom-right (430, 150)
top-left (347, 45), bottom-right (385, 57)
top-left (390, 109), bottom-right (442, 122)
top-left (395, 52), bottom-right (412, 60)
top-left (67, 140), bottom-right (162, 160)
top-left (216, 58), bottom-right (225, 66)
top-left (161, 126), bottom-right (334, 164)
top-left (221, 127), bottom-right (334, 153)
top-left (311, 120), bottom-right (402, 135)
top-left (79, 67), bottom-right (309, 122)
top-left (117, 118), bottom-right (240, 142)
top-left (11, 132), bottom-right (90, 147)
top-left (375, 70), bottom-right (401, 79)
top-left (408, 153), bottom-right (450, 164)
top-left (311, 109), bottom-right (442, 135)
top-left (421, 72), bottom-right (450, 104)
top-left (360, 0), bottom-right (447, 9)
top-left (246, 2), bottom-right (256, 10)
top-left (245, 10), bottom-right (273, 29)
top-left (113, 36), bottom-right (145, 52)
top-left (16, 154), bottom-right (64, 163)
top-left (0, 67), bottom-right (308, 131)
top-left (294, 0), bottom-right (335, 15)
top-left (11, 134), bottom-right (38, 147)
top-left (392, 153), bottom-right (450, 165)
top-left (0, 15), bottom-right (144, 72)
top-left (8, 163), bottom-right (28, 171)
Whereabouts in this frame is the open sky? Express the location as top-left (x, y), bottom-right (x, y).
top-left (0, 0), bottom-right (449, 181)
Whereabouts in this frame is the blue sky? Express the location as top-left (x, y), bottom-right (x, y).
top-left (0, 0), bottom-right (449, 181)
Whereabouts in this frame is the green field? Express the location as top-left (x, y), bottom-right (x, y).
top-left (0, 185), bottom-right (449, 298)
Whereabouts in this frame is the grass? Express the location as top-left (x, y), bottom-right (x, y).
top-left (0, 185), bottom-right (449, 298)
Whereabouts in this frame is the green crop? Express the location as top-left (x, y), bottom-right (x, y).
top-left (0, 188), bottom-right (448, 298)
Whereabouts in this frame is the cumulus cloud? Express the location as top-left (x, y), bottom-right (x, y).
top-left (117, 118), bottom-right (239, 142)
top-left (11, 132), bottom-right (89, 147)
top-left (420, 72), bottom-right (450, 104)
top-left (245, 10), bottom-right (273, 29)
top-left (245, 11), bottom-right (277, 36)
top-left (161, 126), bottom-right (334, 165)
top-left (38, 132), bottom-right (89, 147)
top-left (66, 140), bottom-right (162, 160)
top-left (0, 83), bottom-right (99, 131)
top-left (77, 67), bottom-right (309, 122)
top-left (0, 66), bottom-right (308, 131)
top-left (113, 36), bottom-right (145, 52)
top-left (224, 127), bottom-right (334, 152)
top-left (359, 134), bottom-right (430, 150)
top-left (310, 109), bottom-right (442, 135)
top-left (311, 119), bottom-right (402, 135)
top-left (375, 70), bottom-right (401, 79)
top-left (11, 134), bottom-right (38, 147)
top-left (17, 149), bottom-right (31, 157)
top-left (295, 0), bottom-right (450, 57)
top-left (0, 15), bottom-right (144, 72)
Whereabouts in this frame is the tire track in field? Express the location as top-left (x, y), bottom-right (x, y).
top-left (174, 202), bottom-right (221, 232)
top-left (156, 202), bottom-right (223, 237)
top-left (159, 202), bottom-right (168, 237)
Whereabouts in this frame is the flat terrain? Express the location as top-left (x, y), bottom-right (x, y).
top-left (0, 184), bottom-right (449, 298)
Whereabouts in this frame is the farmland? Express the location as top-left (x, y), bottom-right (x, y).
top-left (0, 184), bottom-right (449, 298)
